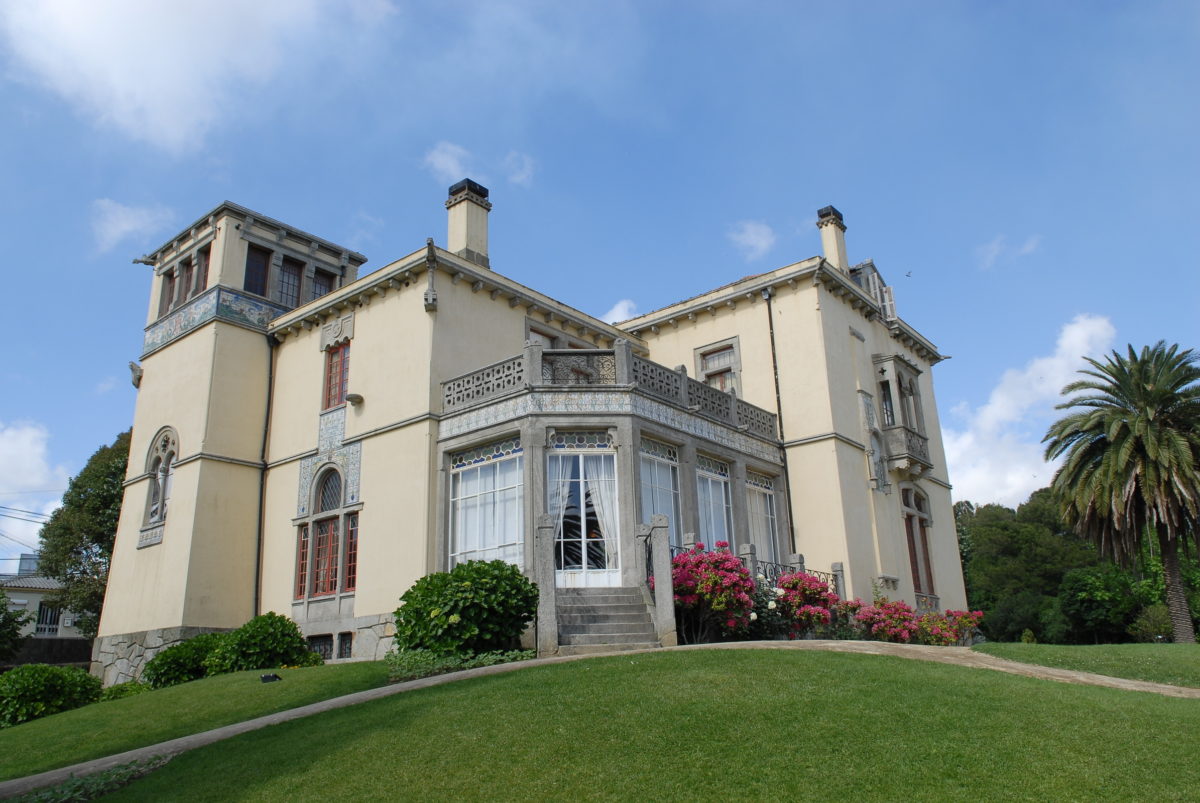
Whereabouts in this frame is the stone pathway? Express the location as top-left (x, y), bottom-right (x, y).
top-left (2, 641), bottom-right (1197, 798)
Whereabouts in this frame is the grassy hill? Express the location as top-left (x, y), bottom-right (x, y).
top-left (98, 649), bottom-right (1199, 801)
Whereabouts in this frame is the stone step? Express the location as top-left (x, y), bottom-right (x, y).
top-left (555, 604), bottom-right (647, 618)
top-left (556, 642), bottom-right (659, 656)
top-left (556, 642), bottom-right (660, 656)
top-left (559, 631), bottom-right (658, 645)
top-left (556, 611), bottom-right (653, 625)
top-left (556, 594), bottom-right (645, 607)
top-left (558, 621), bottom-right (655, 636)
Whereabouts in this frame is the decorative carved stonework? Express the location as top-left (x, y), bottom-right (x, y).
top-left (320, 311), bottom-right (354, 351)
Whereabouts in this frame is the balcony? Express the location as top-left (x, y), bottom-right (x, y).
top-left (882, 423), bottom-right (932, 475)
top-left (441, 342), bottom-right (779, 442)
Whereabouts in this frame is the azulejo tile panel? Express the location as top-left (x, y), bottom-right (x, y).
top-left (297, 408), bottom-right (361, 516)
top-left (143, 290), bottom-right (218, 355)
top-left (216, 288), bottom-right (289, 330)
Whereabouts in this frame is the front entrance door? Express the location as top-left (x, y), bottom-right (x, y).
top-left (548, 452), bottom-right (620, 587)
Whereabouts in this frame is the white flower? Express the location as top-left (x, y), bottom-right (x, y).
top-left (749, 612), bottom-right (758, 621)
top-left (773, 588), bottom-right (784, 597)
top-left (768, 601), bottom-right (777, 610)
top-left (756, 573), bottom-right (766, 581)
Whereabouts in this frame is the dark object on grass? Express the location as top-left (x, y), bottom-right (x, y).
top-left (260, 673), bottom-right (282, 683)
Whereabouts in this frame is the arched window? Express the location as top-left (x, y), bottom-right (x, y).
top-left (901, 486), bottom-right (934, 597)
top-left (295, 468), bottom-right (359, 599)
top-left (144, 428), bottom-right (179, 525)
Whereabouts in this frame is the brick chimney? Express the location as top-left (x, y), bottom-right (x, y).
top-left (816, 205), bottom-right (848, 271)
top-left (446, 179), bottom-right (491, 268)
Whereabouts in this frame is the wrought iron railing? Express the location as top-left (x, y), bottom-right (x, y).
top-left (541, 350), bottom-right (616, 384)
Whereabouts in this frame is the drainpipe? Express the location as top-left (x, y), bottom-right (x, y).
top-left (762, 287), bottom-right (797, 554)
top-left (254, 333), bottom-right (277, 618)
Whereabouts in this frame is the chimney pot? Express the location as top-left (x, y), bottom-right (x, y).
top-left (446, 178), bottom-right (491, 268)
top-left (816, 205), bottom-right (848, 271)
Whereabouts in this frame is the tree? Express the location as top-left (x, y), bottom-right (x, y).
top-left (0, 589), bottom-right (31, 662)
top-left (1043, 342), bottom-right (1200, 643)
top-left (36, 431), bottom-right (130, 639)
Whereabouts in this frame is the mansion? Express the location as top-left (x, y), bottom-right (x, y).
top-left (94, 180), bottom-right (966, 683)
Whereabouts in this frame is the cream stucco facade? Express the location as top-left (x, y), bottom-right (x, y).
top-left (94, 183), bottom-right (966, 684)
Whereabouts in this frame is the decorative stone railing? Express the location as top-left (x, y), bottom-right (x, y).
top-left (442, 354), bottom-right (526, 410)
top-left (883, 423), bottom-right (931, 468)
top-left (915, 592), bottom-right (940, 613)
top-left (442, 342), bottom-right (780, 441)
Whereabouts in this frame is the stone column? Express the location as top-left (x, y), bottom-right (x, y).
top-left (739, 542), bottom-right (758, 582)
top-left (646, 514), bottom-right (677, 647)
top-left (535, 515), bottom-right (558, 656)
top-left (614, 338), bottom-right (634, 385)
top-left (524, 341), bottom-right (544, 388)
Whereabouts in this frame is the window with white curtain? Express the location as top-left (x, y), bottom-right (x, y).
top-left (746, 472), bottom-right (779, 563)
top-left (696, 455), bottom-right (733, 549)
top-left (639, 439), bottom-right (681, 547)
top-left (449, 439), bottom-right (524, 568)
top-left (547, 450), bottom-right (618, 573)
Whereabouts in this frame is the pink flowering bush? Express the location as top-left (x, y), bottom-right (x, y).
top-left (774, 572), bottom-right (840, 639)
top-left (816, 598), bottom-right (866, 640)
top-left (916, 609), bottom-right (984, 646)
top-left (856, 598), bottom-right (919, 643)
top-left (666, 542), bottom-right (756, 644)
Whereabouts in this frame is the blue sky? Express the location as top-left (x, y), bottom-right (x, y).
top-left (1, 1), bottom-right (1197, 569)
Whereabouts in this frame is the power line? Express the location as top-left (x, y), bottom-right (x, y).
top-left (0, 505), bottom-right (50, 520)
top-left (0, 529), bottom-right (37, 551)
top-left (0, 512), bottom-right (48, 526)
top-left (0, 490), bottom-right (64, 496)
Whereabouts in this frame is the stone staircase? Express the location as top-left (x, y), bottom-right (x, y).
top-left (556, 587), bottom-right (660, 655)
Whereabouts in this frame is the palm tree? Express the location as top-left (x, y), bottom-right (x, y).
top-left (1043, 341), bottom-right (1200, 643)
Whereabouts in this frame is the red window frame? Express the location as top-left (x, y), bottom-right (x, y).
top-left (323, 344), bottom-right (350, 409)
top-left (344, 513), bottom-right (359, 592)
top-left (294, 524), bottom-right (310, 599)
top-left (312, 518), bottom-right (340, 596)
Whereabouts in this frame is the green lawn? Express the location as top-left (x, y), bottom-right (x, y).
top-left (0, 661), bottom-right (390, 781)
top-left (107, 649), bottom-right (1200, 802)
top-left (972, 642), bottom-right (1200, 688)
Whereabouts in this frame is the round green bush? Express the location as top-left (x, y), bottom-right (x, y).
top-left (203, 612), bottom-right (320, 675)
top-left (394, 560), bottom-right (539, 655)
top-left (0, 664), bottom-right (101, 728)
top-left (143, 632), bottom-right (230, 688)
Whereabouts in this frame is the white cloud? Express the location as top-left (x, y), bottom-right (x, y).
top-left (504, 151), bottom-right (536, 186)
top-left (90, 199), bottom-right (174, 254)
top-left (0, 422), bottom-right (68, 561)
top-left (600, 299), bottom-right (639, 323)
top-left (424, 142), bottom-right (472, 184)
top-left (94, 377), bottom-right (117, 395)
top-left (0, 1), bottom-right (362, 153)
top-left (728, 221), bottom-right (776, 261)
top-left (1016, 234), bottom-right (1042, 256)
top-left (943, 314), bottom-right (1116, 508)
top-left (975, 233), bottom-right (1041, 270)
top-left (975, 235), bottom-right (1005, 271)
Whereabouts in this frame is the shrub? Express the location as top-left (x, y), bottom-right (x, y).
top-left (1020, 628), bottom-right (1037, 644)
top-left (661, 542), bottom-right (755, 644)
top-left (815, 598), bottom-right (867, 640)
top-left (1128, 603), bottom-right (1174, 643)
top-left (385, 648), bottom-right (535, 683)
top-left (100, 680), bottom-right (152, 701)
top-left (775, 572), bottom-right (839, 639)
top-left (394, 560), bottom-right (539, 655)
top-left (914, 610), bottom-right (983, 646)
top-left (0, 589), bottom-right (31, 663)
top-left (203, 612), bottom-right (319, 675)
top-left (143, 632), bottom-right (230, 688)
top-left (856, 598), bottom-right (919, 643)
top-left (0, 664), bottom-right (101, 728)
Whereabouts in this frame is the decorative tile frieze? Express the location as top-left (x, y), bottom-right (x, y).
top-left (143, 287), bottom-right (290, 356)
